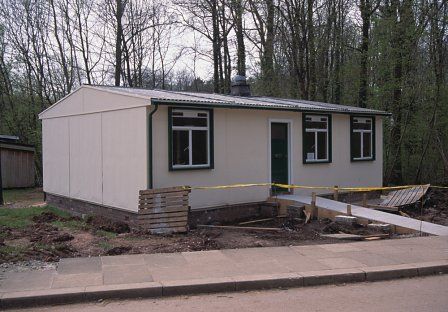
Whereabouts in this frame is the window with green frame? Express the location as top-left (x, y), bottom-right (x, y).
top-left (350, 116), bottom-right (375, 161)
top-left (168, 107), bottom-right (214, 170)
top-left (302, 114), bottom-right (332, 163)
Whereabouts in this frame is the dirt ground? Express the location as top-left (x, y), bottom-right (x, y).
top-left (402, 188), bottom-right (448, 226)
top-left (1, 187), bottom-right (447, 267)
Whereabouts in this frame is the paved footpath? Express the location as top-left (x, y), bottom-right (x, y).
top-left (1, 236), bottom-right (447, 309)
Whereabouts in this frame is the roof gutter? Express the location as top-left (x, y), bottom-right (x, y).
top-left (148, 102), bottom-right (159, 189)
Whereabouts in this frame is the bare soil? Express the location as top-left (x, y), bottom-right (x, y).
top-left (1, 187), bottom-right (447, 266)
top-left (0, 210), bottom-right (385, 264)
top-left (402, 188), bottom-right (448, 226)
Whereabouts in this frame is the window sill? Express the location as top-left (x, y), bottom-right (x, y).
top-left (169, 165), bottom-right (213, 171)
top-left (351, 158), bottom-right (375, 162)
top-left (303, 159), bottom-right (331, 164)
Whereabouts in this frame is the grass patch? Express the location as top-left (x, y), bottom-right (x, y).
top-left (0, 205), bottom-right (71, 228)
top-left (96, 230), bottom-right (117, 239)
top-left (3, 188), bottom-right (42, 203)
top-left (52, 219), bottom-right (89, 231)
top-left (0, 245), bottom-right (27, 257)
top-left (97, 241), bottom-right (113, 250)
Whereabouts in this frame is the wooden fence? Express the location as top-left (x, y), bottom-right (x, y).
top-left (138, 186), bottom-right (190, 234)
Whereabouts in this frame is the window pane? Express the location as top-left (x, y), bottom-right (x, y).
top-left (363, 132), bottom-right (372, 158)
top-left (353, 118), bottom-right (372, 130)
top-left (317, 132), bottom-right (327, 160)
top-left (192, 130), bottom-right (208, 165)
top-left (172, 130), bottom-right (189, 165)
top-left (304, 132), bottom-right (315, 160)
top-left (173, 117), bottom-right (207, 127)
top-left (305, 121), bottom-right (327, 129)
top-left (352, 132), bottom-right (361, 158)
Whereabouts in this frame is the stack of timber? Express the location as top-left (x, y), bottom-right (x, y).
top-left (138, 186), bottom-right (190, 234)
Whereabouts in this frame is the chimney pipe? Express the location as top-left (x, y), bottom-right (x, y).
top-left (230, 75), bottom-right (251, 96)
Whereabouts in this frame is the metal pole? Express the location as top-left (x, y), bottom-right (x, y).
top-left (0, 147), bottom-right (3, 206)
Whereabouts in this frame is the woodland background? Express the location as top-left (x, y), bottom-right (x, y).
top-left (0, 0), bottom-right (447, 186)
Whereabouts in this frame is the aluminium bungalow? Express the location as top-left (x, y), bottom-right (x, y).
top-left (39, 82), bottom-right (389, 222)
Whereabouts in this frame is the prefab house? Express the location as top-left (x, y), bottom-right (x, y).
top-left (39, 84), bottom-right (389, 226)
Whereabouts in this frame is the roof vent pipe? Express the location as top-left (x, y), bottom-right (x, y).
top-left (230, 75), bottom-right (251, 97)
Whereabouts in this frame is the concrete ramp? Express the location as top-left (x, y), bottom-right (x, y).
top-left (277, 194), bottom-right (448, 236)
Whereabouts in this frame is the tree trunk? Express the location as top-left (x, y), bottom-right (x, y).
top-left (114, 0), bottom-right (125, 86)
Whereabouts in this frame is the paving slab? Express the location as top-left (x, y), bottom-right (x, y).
top-left (317, 257), bottom-right (367, 269)
top-left (51, 273), bottom-right (103, 289)
top-left (274, 255), bottom-right (331, 272)
top-left (291, 245), bottom-right (337, 258)
top-left (101, 254), bottom-right (146, 266)
top-left (333, 251), bottom-right (399, 267)
top-left (0, 271), bottom-right (55, 292)
top-left (57, 257), bottom-right (101, 274)
top-left (103, 265), bottom-right (153, 285)
top-left (143, 253), bottom-right (188, 268)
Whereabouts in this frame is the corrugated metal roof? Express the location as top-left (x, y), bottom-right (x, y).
top-left (91, 85), bottom-right (390, 116)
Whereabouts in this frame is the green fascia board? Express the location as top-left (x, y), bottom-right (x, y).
top-left (150, 98), bottom-right (391, 117)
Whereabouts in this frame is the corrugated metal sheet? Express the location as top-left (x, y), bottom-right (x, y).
top-left (92, 85), bottom-right (390, 116)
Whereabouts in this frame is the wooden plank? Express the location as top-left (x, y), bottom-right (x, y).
top-left (139, 193), bottom-right (189, 201)
top-left (139, 187), bottom-right (190, 196)
top-left (145, 221), bottom-right (189, 229)
top-left (149, 226), bottom-right (188, 234)
top-left (197, 225), bottom-right (282, 232)
top-left (139, 216), bottom-right (188, 225)
top-left (320, 233), bottom-right (364, 240)
top-left (139, 205), bottom-right (188, 214)
top-left (139, 197), bottom-right (188, 206)
top-left (138, 211), bottom-right (188, 219)
top-left (238, 218), bottom-right (274, 225)
top-left (397, 188), bottom-right (415, 206)
top-left (139, 202), bottom-right (188, 211)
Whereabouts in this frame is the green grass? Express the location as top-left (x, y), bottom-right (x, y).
top-left (0, 205), bottom-right (70, 228)
top-left (96, 230), bottom-right (117, 239)
top-left (52, 219), bottom-right (88, 231)
top-left (0, 245), bottom-right (27, 257)
top-left (97, 241), bottom-right (113, 250)
top-left (3, 188), bottom-right (42, 203)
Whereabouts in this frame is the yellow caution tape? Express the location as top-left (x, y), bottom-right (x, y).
top-left (186, 183), bottom-right (436, 192)
top-left (188, 183), bottom-right (271, 190)
top-left (430, 185), bottom-right (448, 189)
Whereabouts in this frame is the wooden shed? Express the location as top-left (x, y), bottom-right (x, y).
top-left (0, 135), bottom-right (35, 188)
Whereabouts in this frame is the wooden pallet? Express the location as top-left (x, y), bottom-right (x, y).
top-left (368, 184), bottom-right (430, 210)
top-left (138, 186), bottom-right (190, 234)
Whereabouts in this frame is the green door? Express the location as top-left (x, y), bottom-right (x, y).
top-left (271, 123), bottom-right (289, 193)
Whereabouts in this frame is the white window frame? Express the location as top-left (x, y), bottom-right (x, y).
top-left (352, 117), bottom-right (373, 160)
top-left (171, 109), bottom-right (210, 169)
top-left (304, 115), bottom-right (329, 163)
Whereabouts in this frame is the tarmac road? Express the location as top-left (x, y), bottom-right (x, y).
top-left (9, 275), bottom-right (448, 312)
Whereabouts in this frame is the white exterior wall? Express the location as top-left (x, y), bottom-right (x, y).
top-left (152, 106), bottom-right (383, 209)
top-left (42, 88), bottom-right (148, 212)
top-left (41, 86), bottom-right (384, 213)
